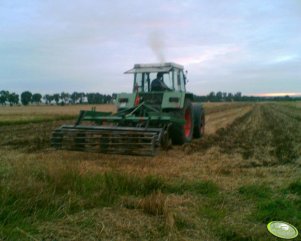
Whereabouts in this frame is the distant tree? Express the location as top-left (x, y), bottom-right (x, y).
top-left (86, 93), bottom-right (92, 104)
top-left (222, 92), bottom-right (227, 100)
top-left (86, 93), bottom-right (105, 104)
top-left (60, 92), bottom-right (70, 104)
top-left (193, 94), bottom-right (207, 102)
top-left (208, 92), bottom-right (215, 102)
top-left (0, 90), bottom-right (9, 105)
top-left (8, 92), bottom-right (19, 105)
top-left (227, 93), bottom-right (233, 102)
top-left (53, 93), bottom-right (60, 105)
top-left (216, 91), bottom-right (223, 101)
top-left (78, 92), bottom-right (85, 104)
top-left (43, 94), bottom-right (53, 104)
top-left (21, 91), bottom-right (32, 105)
top-left (96, 93), bottom-right (103, 103)
top-left (234, 92), bottom-right (242, 101)
top-left (43, 94), bottom-right (48, 104)
top-left (32, 93), bottom-right (42, 104)
top-left (112, 93), bottom-right (117, 100)
top-left (14, 93), bottom-right (20, 105)
top-left (104, 94), bottom-right (112, 103)
top-left (87, 93), bottom-right (96, 104)
top-left (70, 92), bottom-right (79, 104)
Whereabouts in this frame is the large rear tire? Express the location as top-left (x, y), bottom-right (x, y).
top-left (171, 99), bottom-right (194, 145)
top-left (192, 104), bottom-right (205, 138)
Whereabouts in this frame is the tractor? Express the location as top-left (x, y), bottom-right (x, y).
top-left (51, 62), bottom-right (205, 155)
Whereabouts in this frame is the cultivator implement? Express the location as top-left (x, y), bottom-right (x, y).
top-left (51, 102), bottom-right (181, 156)
top-left (51, 125), bottom-right (165, 156)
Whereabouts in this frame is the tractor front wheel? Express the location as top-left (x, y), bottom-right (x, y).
top-left (171, 99), bottom-right (194, 145)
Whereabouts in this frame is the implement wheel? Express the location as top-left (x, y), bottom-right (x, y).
top-left (171, 99), bottom-right (194, 145)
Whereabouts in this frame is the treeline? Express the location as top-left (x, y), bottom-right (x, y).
top-left (0, 90), bottom-right (114, 106)
top-left (1, 90), bottom-right (300, 106)
top-left (193, 91), bottom-right (301, 102)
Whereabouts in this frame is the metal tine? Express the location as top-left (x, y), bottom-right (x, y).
top-left (61, 146), bottom-right (155, 156)
top-left (51, 127), bottom-right (159, 155)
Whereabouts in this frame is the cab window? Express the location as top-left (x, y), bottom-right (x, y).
top-left (134, 73), bottom-right (151, 92)
top-left (134, 72), bottom-right (174, 92)
top-left (179, 70), bottom-right (186, 92)
top-left (173, 69), bottom-right (180, 91)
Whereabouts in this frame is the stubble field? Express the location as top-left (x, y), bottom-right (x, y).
top-left (0, 102), bottom-right (301, 240)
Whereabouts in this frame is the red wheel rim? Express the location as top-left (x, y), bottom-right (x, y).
top-left (184, 108), bottom-right (192, 138)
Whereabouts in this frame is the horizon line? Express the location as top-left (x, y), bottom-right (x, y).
top-left (251, 92), bottom-right (301, 97)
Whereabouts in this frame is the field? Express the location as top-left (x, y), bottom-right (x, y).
top-left (1, 102), bottom-right (301, 240)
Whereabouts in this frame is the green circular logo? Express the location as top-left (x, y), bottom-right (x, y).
top-left (267, 221), bottom-right (298, 239)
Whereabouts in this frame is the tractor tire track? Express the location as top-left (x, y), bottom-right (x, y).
top-left (184, 103), bottom-right (301, 166)
top-left (205, 105), bottom-right (253, 135)
top-left (261, 104), bottom-right (301, 164)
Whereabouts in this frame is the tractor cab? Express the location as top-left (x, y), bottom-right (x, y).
top-left (119, 62), bottom-right (192, 110)
top-left (125, 63), bottom-right (186, 93)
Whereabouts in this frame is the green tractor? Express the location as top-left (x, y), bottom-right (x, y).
top-left (51, 62), bottom-right (205, 155)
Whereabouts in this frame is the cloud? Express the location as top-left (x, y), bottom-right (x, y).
top-left (0, 0), bottom-right (300, 95)
top-left (270, 55), bottom-right (300, 64)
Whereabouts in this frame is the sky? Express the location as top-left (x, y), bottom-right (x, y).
top-left (0, 0), bottom-right (301, 96)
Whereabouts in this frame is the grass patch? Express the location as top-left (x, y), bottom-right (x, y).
top-left (239, 183), bottom-right (301, 225)
top-left (0, 161), bottom-right (220, 239)
top-left (216, 227), bottom-right (254, 241)
top-left (138, 191), bottom-right (167, 216)
top-left (175, 216), bottom-right (196, 230)
top-left (270, 130), bottom-right (299, 164)
top-left (285, 180), bottom-right (301, 196)
top-left (164, 180), bottom-right (219, 196)
top-left (238, 184), bottom-right (272, 200)
top-left (198, 202), bottom-right (226, 221)
top-left (254, 198), bottom-right (301, 224)
top-left (0, 169), bottom-right (166, 237)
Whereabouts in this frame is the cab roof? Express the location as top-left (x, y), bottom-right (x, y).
top-left (124, 62), bottom-right (184, 74)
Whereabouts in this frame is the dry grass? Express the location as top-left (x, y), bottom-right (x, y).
top-left (37, 207), bottom-right (164, 241)
top-left (203, 102), bottom-right (251, 113)
top-left (205, 104), bottom-right (253, 134)
top-left (0, 104), bottom-right (116, 125)
top-left (1, 102), bottom-right (301, 240)
top-left (0, 104), bottom-right (116, 116)
top-left (282, 101), bottom-right (301, 108)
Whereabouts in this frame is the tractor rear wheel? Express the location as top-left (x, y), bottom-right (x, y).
top-left (171, 99), bottom-right (194, 145)
top-left (192, 104), bottom-right (205, 138)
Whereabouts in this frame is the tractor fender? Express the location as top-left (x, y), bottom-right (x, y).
top-left (160, 92), bottom-right (194, 110)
